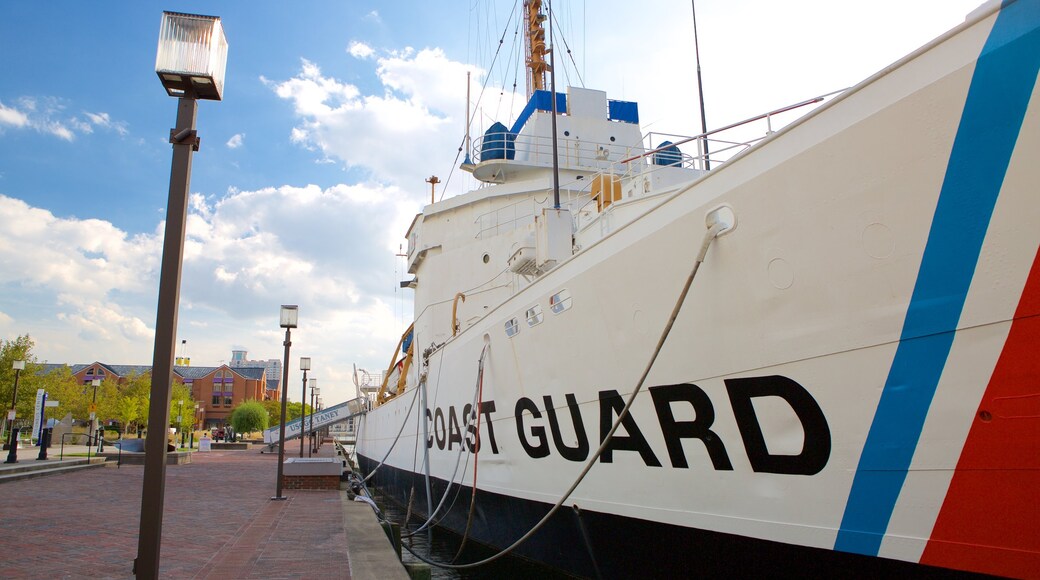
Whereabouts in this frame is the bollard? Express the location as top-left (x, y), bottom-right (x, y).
top-left (36, 427), bottom-right (51, 460)
top-left (4, 427), bottom-right (19, 464)
top-left (98, 427), bottom-right (104, 453)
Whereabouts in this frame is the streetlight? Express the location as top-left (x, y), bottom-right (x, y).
top-left (274, 304), bottom-right (298, 501)
top-left (316, 395), bottom-right (324, 451)
top-left (86, 378), bottom-right (101, 449)
top-left (190, 403), bottom-right (199, 448)
top-left (308, 380), bottom-right (319, 457)
top-left (299, 357), bottom-right (311, 458)
top-left (137, 11), bottom-right (227, 580)
top-left (4, 360), bottom-right (25, 464)
top-left (177, 400), bottom-right (185, 447)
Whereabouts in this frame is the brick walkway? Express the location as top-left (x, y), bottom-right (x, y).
top-left (0, 445), bottom-right (403, 579)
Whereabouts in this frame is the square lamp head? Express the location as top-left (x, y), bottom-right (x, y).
top-left (12, 360), bottom-right (25, 371)
top-left (300, 357), bottom-right (312, 371)
top-left (279, 305), bottom-right (298, 329)
top-left (155, 11), bottom-right (228, 100)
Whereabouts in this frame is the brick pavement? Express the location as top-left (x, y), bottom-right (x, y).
top-left (0, 444), bottom-right (405, 579)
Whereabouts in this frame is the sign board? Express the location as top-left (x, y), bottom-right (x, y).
top-left (31, 389), bottom-right (45, 442)
top-left (88, 403), bottom-right (96, 413)
top-left (262, 397), bottom-right (367, 444)
top-left (199, 437), bottom-right (211, 452)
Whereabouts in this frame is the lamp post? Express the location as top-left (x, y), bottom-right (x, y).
top-left (190, 403), bottom-right (199, 448)
top-left (87, 378), bottom-right (101, 448)
top-left (4, 360), bottom-right (25, 464)
top-left (299, 357), bottom-right (311, 457)
top-left (316, 396), bottom-right (324, 451)
top-left (274, 304), bottom-right (298, 501)
top-left (137, 12), bottom-right (227, 580)
top-left (177, 400), bottom-right (184, 448)
top-left (308, 380), bottom-right (319, 457)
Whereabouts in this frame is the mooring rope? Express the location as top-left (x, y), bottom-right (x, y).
top-left (400, 221), bottom-right (726, 570)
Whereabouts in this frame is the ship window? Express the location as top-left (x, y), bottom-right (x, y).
top-left (550, 290), bottom-right (572, 314)
top-left (526, 305), bottom-right (543, 327)
top-left (483, 253), bottom-right (490, 264)
top-left (505, 318), bottom-right (520, 338)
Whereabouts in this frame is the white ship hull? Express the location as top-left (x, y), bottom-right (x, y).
top-left (356, 2), bottom-right (1040, 576)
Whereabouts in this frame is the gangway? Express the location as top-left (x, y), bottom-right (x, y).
top-left (262, 396), bottom-right (367, 446)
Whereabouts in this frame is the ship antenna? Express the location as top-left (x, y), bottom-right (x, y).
top-left (464, 71), bottom-right (472, 165)
top-left (692, 1), bottom-right (710, 169)
top-left (548, 0), bottom-right (561, 209)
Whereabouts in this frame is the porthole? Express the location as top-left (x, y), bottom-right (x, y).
top-left (610, 136), bottom-right (616, 142)
top-left (564, 130), bottom-right (570, 136)
top-left (526, 305), bottom-right (543, 327)
top-left (550, 289), bottom-right (572, 314)
top-left (505, 318), bottom-right (520, 337)
top-left (482, 253), bottom-right (490, 264)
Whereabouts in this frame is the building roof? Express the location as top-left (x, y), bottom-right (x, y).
top-left (107, 365), bottom-right (152, 377)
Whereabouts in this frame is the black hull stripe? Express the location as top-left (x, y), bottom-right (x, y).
top-left (357, 454), bottom-right (986, 579)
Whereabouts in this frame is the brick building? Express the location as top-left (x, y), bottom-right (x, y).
top-left (60, 361), bottom-right (269, 430)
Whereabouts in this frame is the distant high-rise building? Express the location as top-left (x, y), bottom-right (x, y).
top-left (230, 349), bottom-right (282, 396)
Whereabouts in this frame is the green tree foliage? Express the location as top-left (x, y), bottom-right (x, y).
top-left (168, 383), bottom-right (195, 433)
top-left (121, 372), bottom-right (151, 432)
top-left (262, 399), bottom-right (282, 427)
top-left (0, 335), bottom-right (39, 422)
top-left (229, 401), bottom-right (269, 435)
top-left (114, 396), bottom-right (140, 436)
top-left (261, 400), bottom-right (312, 428)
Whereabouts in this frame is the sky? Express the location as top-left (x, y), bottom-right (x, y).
top-left (0, 0), bottom-right (984, 404)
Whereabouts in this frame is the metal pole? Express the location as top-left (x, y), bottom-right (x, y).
top-left (5, 367), bottom-right (21, 458)
top-left (88, 381), bottom-right (98, 450)
top-left (308, 389), bottom-right (314, 457)
top-left (299, 368), bottom-right (308, 458)
top-left (136, 95), bottom-right (197, 580)
top-left (691, 0), bottom-right (710, 169)
top-left (420, 378), bottom-right (434, 549)
top-left (547, 0), bottom-right (561, 209)
top-left (273, 327), bottom-right (292, 500)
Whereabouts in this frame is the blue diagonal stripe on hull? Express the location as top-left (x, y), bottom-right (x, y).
top-left (834, 0), bottom-right (1040, 556)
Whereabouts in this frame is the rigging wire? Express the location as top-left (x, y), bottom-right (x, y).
top-left (440, 0), bottom-right (520, 202)
top-left (359, 379), bottom-right (422, 484)
top-left (397, 222), bottom-right (727, 570)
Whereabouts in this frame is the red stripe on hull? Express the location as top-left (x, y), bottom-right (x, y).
top-left (921, 249), bottom-right (1040, 577)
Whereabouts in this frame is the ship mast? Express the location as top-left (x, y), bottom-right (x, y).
top-left (524, 0), bottom-right (548, 99)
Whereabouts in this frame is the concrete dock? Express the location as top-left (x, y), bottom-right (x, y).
top-left (0, 441), bottom-right (408, 579)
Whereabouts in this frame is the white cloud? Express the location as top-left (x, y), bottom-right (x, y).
top-left (0, 181), bottom-right (414, 403)
top-left (226, 133), bottom-right (245, 149)
top-left (0, 98), bottom-right (127, 140)
top-left (84, 111), bottom-right (129, 136)
top-left (0, 101), bottom-right (29, 128)
top-left (268, 51), bottom-right (508, 196)
top-left (348, 41), bottom-right (375, 60)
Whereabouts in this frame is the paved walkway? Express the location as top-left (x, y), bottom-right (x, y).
top-left (0, 442), bottom-right (407, 579)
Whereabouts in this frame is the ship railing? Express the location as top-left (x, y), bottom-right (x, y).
top-left (626, 92), bottom-right (839, 169)
top-left (473, 178), bottom-right (602, 240)
top-left (470, 131), bottom-right (642, 170)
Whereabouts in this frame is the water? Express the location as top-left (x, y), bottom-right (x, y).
top-left (367, 486), bottom-right (578, 579)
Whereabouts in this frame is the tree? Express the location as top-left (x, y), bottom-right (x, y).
top-left (113, 396), bottom-right (141, 436)
top-left (168, 383), bottom-right (195, 434)
top-left (0, 335), bottom-right (39, 423)
top-left (120, 372), bottom-right (151, 433)
top-left (229, 401), bottom-right (268, 435)
top-left (262, 399), bottom-right (282, 427)
top-left (260, 400), bottom-right (315, 429)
